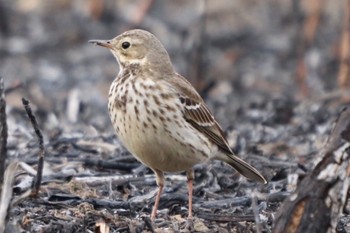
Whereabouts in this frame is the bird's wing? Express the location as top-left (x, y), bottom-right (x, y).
top-left (179, 96), bottom-right (234, 155)
top-left (163, 73), bottom-right (233, 154)
top-left (164, 74), bottom-right (267, 184)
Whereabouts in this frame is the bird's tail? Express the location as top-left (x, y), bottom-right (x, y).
top-left (218, 153), bottom-right (267, 184)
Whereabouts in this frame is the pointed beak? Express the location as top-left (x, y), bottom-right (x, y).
top-left (88, 39), bottom-right (113, 49)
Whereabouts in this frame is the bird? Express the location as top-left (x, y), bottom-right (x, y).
top-left (89, 29), bottom-right (267, 220)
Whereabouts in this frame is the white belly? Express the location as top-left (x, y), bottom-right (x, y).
top-left (108, 78), bottom-right (212, 172)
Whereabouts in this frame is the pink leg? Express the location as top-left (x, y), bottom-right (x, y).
top-left (151, 170), bottom-right (164, 221)
top-left (151, 184), bottom-right (163, 220)
top-left (187, 170), bottom-right (194, 219)
top-left (187, 178), bottom-right (193, 219)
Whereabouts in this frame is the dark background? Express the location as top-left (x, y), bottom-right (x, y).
top-left (1, 0), bottom-right (350, 232)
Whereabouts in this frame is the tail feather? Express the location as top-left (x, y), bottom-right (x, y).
top-left (219, 154), bottom-right (267, 184)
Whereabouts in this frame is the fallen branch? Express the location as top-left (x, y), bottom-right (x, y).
top-left (22, 98), bottom-right (45, 197)
top-left (0, 77), bottom-right (7, 188)
top-left (0, 161), bottom-right (19, 233)
top-left (273, 107), bottom-right (350, 233)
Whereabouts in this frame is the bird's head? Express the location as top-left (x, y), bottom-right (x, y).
top-left (89, 29), bottom-right (173, 73)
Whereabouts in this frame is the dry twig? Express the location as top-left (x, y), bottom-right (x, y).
top-left (4, 80), bottom-right (22, 95)
top-left (188, 0), bottom-right (207, 92)
top-left (0, 161), bottom-right (19, 233)
top-left (337, 0), bottom-right (350, 89)
top-left (130, 0), bottom-right (154, 26)
top-left (88, 0), bottom-right (104, 19)
top-left (295, 0), bottom-right (323, 97)
top-left (22, 98), bottom-right (45, 197)
top-left (0, 77), bottom-right (7, 188)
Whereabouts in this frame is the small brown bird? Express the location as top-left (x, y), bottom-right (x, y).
top-left (89, 29), bottom-right (266, 220)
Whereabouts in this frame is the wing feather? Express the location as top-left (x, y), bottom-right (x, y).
top-left (162, 74), bottom-right (266, 183)
top-left (180, 96), bottom-right (233, 154)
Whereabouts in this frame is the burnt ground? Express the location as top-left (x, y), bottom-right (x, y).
top-left (1, 0), bottom-right (350, 232)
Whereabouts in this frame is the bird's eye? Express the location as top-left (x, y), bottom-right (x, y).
top-left (122, 41), bottom-right (130, 49)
